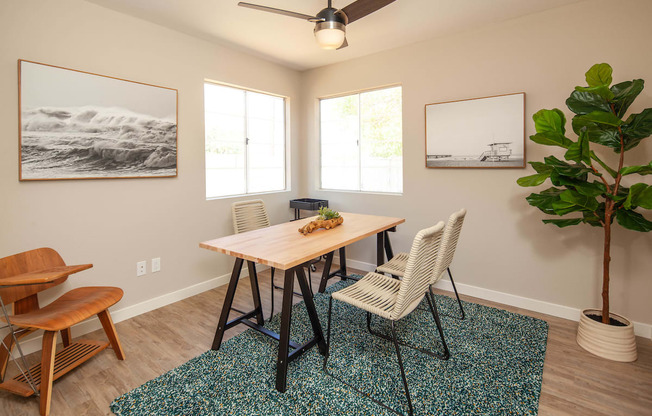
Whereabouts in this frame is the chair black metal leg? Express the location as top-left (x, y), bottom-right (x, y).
top-left (426, 289), bottom-right (450, 360)
top-left (323, 296), bottom-right (333, 371)
top-left (367, 308), bottom-right (448, 360)
top-left (447, 267), bottom-right (465, 320)
top-left (390, 321), bottom-right (414, 416)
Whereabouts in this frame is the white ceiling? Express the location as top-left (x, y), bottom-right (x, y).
top-left (86, 0), bottom-right (581, 71)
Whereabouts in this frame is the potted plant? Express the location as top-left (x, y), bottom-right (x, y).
top-left (517, 63), bottom-right (651, 362)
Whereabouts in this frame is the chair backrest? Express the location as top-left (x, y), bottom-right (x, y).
top-left (430, 208), bottom-right (467, 285)
top-left (232, 199), bottom-right (270, 234)
top-left (391, 221), bottom-right (445, 320)
top-left (0, 248), bottom-right (67, 312)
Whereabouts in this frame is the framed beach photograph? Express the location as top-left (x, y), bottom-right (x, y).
top-left (18, 60), bottom-right (178, 180)
top-left (425, 92), bottom-right (525, 168)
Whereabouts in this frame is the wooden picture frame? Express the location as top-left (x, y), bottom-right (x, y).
top-left (18, 60), bottom-right (178, 180)
top-left (425, 92), bottom-right (525, 168)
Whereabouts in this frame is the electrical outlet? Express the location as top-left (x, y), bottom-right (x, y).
top-left (137, 261), bottom-right (147, 276)
top-left (152, 257), bottom-right (161, 273)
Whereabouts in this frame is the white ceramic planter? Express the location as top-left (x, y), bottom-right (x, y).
top-left (576, 308), bottom-right (637, 362)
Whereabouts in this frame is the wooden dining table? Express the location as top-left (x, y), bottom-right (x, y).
top-left (199, 212), bottom-right (405, 392)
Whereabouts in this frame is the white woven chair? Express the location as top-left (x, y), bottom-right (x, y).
top-left (231, 199), bottom-right (312, 321)
top-left (323, 222), bottom-right (449, 416)
top-left (376, 208), bottom-right (467, 319)
top-left (232, 199), bottom-right (271, 233)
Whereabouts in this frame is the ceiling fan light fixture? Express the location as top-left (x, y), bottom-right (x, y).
top-left (314, 21), bottom-right (346, 50)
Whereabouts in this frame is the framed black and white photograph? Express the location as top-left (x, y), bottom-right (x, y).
top-left (425, 92), bottom-right (525, 168)
top-left (19, 60), bottom-right (178, 180)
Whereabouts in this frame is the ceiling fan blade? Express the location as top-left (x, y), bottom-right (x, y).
top-left (238, 2), bottom-right (319, 21)
top-left (336, 37), bottom-right (348, 50)
top-left (341, 0), bottom-right (396, 24)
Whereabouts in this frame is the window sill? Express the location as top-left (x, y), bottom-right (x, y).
top-left (317, 188), bottom-right (403, 197)
top-left (206, 188), bottom-right (291, 201)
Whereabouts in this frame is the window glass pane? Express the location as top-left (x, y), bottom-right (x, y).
top-left (319, 86), bottom-right (402, 193)
top-left (320, 95), bottom-right (359, 191)
top-left (204, 83), bottom-right (286, 198)
top-left (246, 91), bottom-right (285, 193)
top-left (360, 87), bottom-right (402, 193)
top-left (205, 84), bottom-right (246, 198)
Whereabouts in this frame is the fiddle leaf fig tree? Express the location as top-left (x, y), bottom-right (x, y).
top-left (518, 63), bottom-right (652, 325)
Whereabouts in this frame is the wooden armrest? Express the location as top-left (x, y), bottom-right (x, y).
top-left (0, 264), bottom-right (93, 286)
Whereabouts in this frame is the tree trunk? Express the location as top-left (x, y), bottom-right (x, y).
top-left (602, 202), bottom-right (612, 324)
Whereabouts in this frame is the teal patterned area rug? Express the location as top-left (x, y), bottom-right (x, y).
top-left (110, 279), bottom-right (548, 416)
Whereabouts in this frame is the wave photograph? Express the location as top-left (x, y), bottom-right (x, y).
top-left (19, 60), bottom-right (178, 180)
top-left (21, 106), bottom-right (177, 179)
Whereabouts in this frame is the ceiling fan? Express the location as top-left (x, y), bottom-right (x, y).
top-left (238, 0), bottom-right (396, 50)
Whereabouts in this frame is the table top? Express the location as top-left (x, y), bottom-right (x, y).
top-left (200, 212), bottom-right (405, 270)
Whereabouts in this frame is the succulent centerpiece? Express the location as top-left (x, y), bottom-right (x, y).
top-left (298, 207), bottom-right (344, 235)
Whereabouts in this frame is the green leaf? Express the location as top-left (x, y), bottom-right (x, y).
top-left (572, 116), bottom-right (620, 149)
top-left (611, 79), bottom-right (644, 118)
top-left (551, 199), bottom-right (581, 215)
top-left (566, 90), bottom-right (611, 115)
top-left (517, 173), bottom-right (550, 187)
top-left (623, 183), bottom-right (646, 209)
top-left (585, 63), bottom-right (613, 87)
top-left (622, 108), bottom-right (652, 151)
top-left (542, 218), bottom-right (583, 227)
top-left (529, 132), bottom-right (573, 149)
top-left (559, 189), bottom-right (599, 211)
top-left (526, 187), bottom-right (564, 214)
top-left (574, 181), bottom-right (607, 197)
top-left (548, 169), bottom-right (604, 196)
top-left (545, 156), bottom-right (592, 178)
top-left (575, 85), bottom-right (614, 101)
top-left (577, 111), bottom-right (623, 127)
top-left (624, 183), bottom-right (652, 210)
top-left (615, 209), bottom-right (652, 232)
top-left (638, 186), bottom-right (652, 209)
top-left (610, 185), bottom-right (630, 203)
top-left (576, 64), bottom-right (614, 101)
top-left (620, 162), bottom-right (652, 176)
top-left (533, 109), bottom-right (566, 135)
top-left (529, 161), bottom-right (554, 174)
top-left (564, 128), bottom-right (591, 164)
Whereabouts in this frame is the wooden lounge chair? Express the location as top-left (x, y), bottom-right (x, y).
top-left (0, 247), bottom-right (125, 416)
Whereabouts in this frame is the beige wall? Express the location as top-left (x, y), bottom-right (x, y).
top-left (0, 0), bottom-right (301, 309)
top-left (300, 0), bottom-right (652, 325)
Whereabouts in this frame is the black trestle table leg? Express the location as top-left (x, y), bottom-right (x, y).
top-left (212, 257), bottom-right (244, 350)
top-left (275, 268), bottom-right (295, 392)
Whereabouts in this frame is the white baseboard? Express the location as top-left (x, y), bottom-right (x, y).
top-left (335, 257), bottom-right (652, 340)
top-left (12, 264), bottom-right (266, 356)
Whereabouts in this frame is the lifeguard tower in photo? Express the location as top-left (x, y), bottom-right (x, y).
top-left (479, 142), bottom-right (512, 161)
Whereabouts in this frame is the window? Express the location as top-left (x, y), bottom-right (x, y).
top-left (320, 86), bottom-right (402, 193)
top-left (204, 82), bottom-right (286, 198)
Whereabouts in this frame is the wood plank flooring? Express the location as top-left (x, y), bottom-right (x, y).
top-left (1, 264), bottom-right (650, 415)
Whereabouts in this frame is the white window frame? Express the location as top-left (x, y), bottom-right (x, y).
top-left (318, 84), bottom-right (403, 194)
top-left (204, 80), bottom-right (290, 200)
